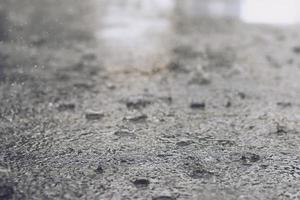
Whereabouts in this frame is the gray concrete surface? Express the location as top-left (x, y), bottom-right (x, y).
top-left (0, 0), bottom-right (300, 199)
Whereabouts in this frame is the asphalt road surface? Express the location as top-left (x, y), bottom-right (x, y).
top-left (0, 0), bottom-right (300, 199)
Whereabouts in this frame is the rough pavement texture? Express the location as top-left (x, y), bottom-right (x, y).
top-left (0, 0), bottom-right (300, 199)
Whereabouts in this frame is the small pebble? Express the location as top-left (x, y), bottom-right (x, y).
top-left (277, 102), bottom-right (292, 108)
top-left (225, 101), bottom-right (232, 108)
top-left (274, 122), bottom-right (288, 135)
top-left (133, 178), bottom-right (150, 188)
top-left (94, 165), bottom-right (104, 174)
top-left (167, 60), bottom-right (187, 73)
top-left (126, 96), bottom-right (152, 110)
top-left (190, 168), bottom-right (214, 179)
top-left (176, 139), bottom-right (193, 147)
top-left (237, 92), bottom-right (246, 99)
top-left (241, 152), bottom-right (260, 165)
top-left (57, 103), bottom-right (75, 111)
top-left (190, 102), bottom-right (205, 110)
top-left (85, 111), bottom-right (104, 120)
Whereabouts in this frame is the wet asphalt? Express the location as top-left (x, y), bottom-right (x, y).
top-left (0, 0), bottom-right (300, 199)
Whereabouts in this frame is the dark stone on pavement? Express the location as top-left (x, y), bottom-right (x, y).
top-left (240, 152), bottom-right (260, 165)
top-left (190, 102), bottom-right (206, 110)
top-left (95, 165), bottom-right (104, 174)
top-left (176, 139), bottom-right (193, 147)
top-left (126, 96), bottom-right (152, 110)
top-left (57, 103), bottom-right (76, 111)
top-left (277, 102), bottom-right (292, 108)
top-left (190, 168), bottom-right (214, 179)
top-left (133, 178), bottom-right (150, 188)
top-left (85, 111), bottom-right (104, 120)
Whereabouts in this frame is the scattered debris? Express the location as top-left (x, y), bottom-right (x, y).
top-left (125, 96), bottom-right (152, 110)
top-left (273, 122), bottom-right (288, 135)
top-left (277, 102), bottom-right (292, 108)
top-left (85, 111), bottom-right (104, 120)
top-left (166, 60), bottom-right (188, 73)
top-left (240, 152), bottom-right (260, 165)
top-left (225, 101), bottom-right (232, 108)
top-left (249, 125), bottom-right (255, 130)
top-left (237, 92), bottom-right (246, 99)
top-left (133, 178), bottom-right (150, 189)
top-left (94, 165), bottom-right (104, 174)
top-left (190, 168), bottom-right (214, 179)
top-left (57, 103), bottom-right (75, 111)
top-left (190, 102), bottom-right (206, 110)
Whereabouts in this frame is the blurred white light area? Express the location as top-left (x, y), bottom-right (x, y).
top-left (208, 0), bottom-right (240, 17)
top-left (241, 0), bottom-right (300, 25)
top-left (208, 1), bottom-right (227, 16)
top-left (145, 0), bottom-right (175, 16)
top-left (100, 0), bottom-right (174, 39)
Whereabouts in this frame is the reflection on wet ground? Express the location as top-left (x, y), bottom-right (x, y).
top-left (179, 0), bottom-right (300, 25)
top-left (93, 0), bottom-right (300, 74)
top-left (97, 0), bottom-right (174, 73)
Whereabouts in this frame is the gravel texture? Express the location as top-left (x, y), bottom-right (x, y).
top-left (0, 0), bottom-right (300, 199)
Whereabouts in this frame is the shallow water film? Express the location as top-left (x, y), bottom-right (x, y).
top-left (0, 0), bottom-right (300, 199)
